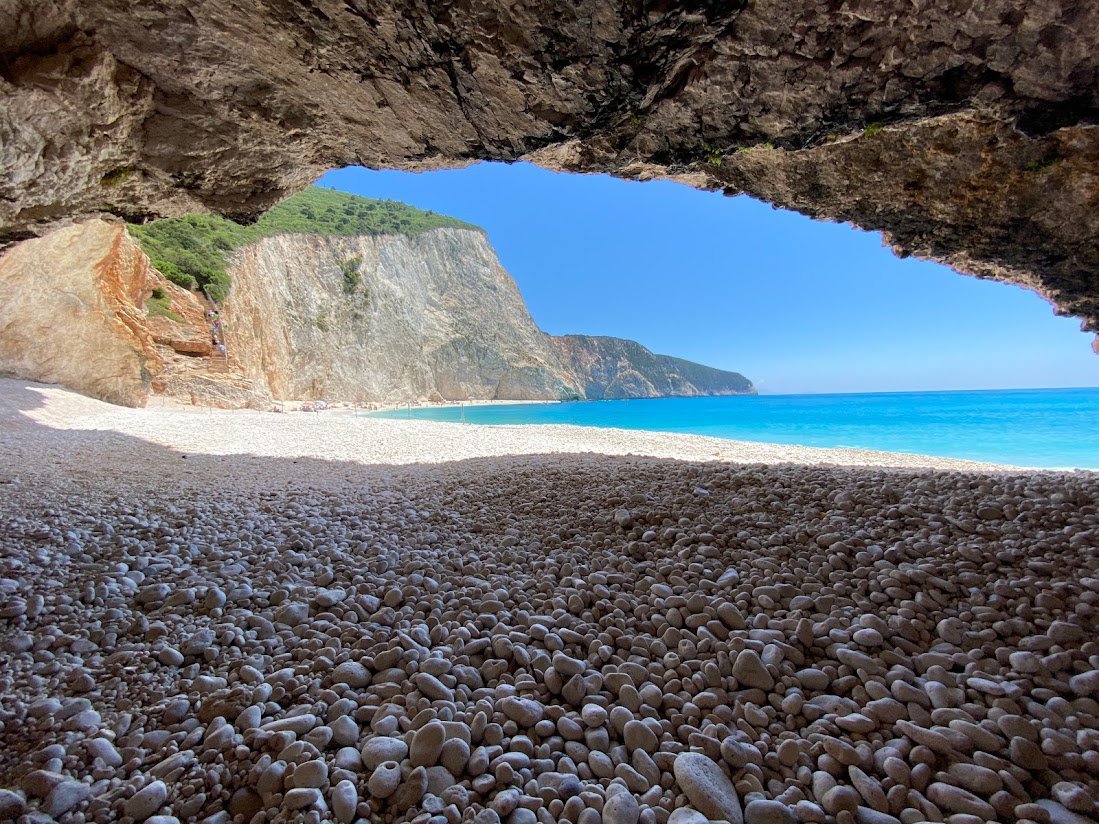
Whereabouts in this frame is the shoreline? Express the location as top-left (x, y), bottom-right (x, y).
top-left (3, 376), bottom-right (1098, 824)
top-left (0, 377), bottom-right (1032, 478)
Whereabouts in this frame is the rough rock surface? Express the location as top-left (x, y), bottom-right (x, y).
top-left (551, 336), bottom-right (752, 400)
top-left (0, 221), bottom-right (270, 408)
top-left (223, 228), bottom-right (566, 403)
top-left (0, 222), bottom-right (162, 406)
top-left (222, 228), bottom-right (752, 403)
top-left (1, 1), bottom-right (1097, 343)
top-left (0, 222), bottom-right (751, 406)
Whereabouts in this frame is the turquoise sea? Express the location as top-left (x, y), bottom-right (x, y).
top-left (371, 388), bottom-right (1099, 469)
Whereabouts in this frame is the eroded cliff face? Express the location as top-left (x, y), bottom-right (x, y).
top-left (223, 230), bottom-right (575, 403)
top-left (222, 229), bottom-right (752, 402)
top-left (0, 222), bottom-right (161, 406)
top-left (0, 220), bottom-right (269, 408)
top-left (552, 336), bottom-right (754, 400)
top-left (1, 2), bottom-right (1096, 344)
top-left (0, 224), bottom-right (751, 406)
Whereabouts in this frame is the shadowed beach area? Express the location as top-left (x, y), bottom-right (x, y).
top-left (1, 377), bottom-right (1097, 822)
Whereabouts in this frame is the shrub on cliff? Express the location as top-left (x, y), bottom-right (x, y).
top-left (128, 186), bottom-right (481, 303)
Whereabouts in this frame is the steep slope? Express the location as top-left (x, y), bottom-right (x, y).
top-left (0, 191), bottom-right (753, 406)
top-left (0, 220), bottom-right (271, 408)
top-left (551, 335), bottom-right (754, 399)
top-left (0, 222), bottom-right (155, 407)
top-left (220, 228), bottom-right (753, 402)
top-left (222, 229), bottom-right (577, 403)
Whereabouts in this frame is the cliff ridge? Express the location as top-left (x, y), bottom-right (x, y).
top-left (0, 190), bottom-right (753, 407)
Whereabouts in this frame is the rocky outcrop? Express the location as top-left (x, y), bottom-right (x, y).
top-left (0, 222), bottom-right (158, 406)
top-left (0, 222), bottom-right (751, 406)
top-left (222, 229), bottom-right (573, 403)
top-left (0, 220), bottom-right (269, 408)
top-left (1, 2), bottom-right (1097, 346)
top-left (221, 229), bottom-right (752, 402)
top-left (551, 336), bottom-right (753, 399)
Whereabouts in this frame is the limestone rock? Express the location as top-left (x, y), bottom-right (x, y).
top-left (673, 752), bottom-right (744, 824)
top-left (1, 3), bottom-right (1096, 344)
top-left (0, 216), bottom-right (752, 407)
top-left (0, 221), bottom-right (268, 408)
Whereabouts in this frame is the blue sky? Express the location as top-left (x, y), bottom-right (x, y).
top-left (318, 163), bottom-right (1099, 394)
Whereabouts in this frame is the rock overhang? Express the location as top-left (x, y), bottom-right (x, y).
top-left (1, 0), bottom-right (1096, 342)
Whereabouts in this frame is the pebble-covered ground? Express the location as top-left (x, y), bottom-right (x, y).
top-left (0, 380), bottom-right (1097, 824)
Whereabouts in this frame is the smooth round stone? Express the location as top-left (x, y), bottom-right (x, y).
top-left (673, 753), bottom-right (744, 824)
top-left (334, 746), bottom-right (361, 771)
top-left (361, 736), bottom-right (408, 769)
top-left (581, 705), bottom-right (608, 727)
top-left (329, 715), bottom-right (359, 747)
top-left (0, 789), bottom-right (26, 820)
top-left (283, 788), bottom-right (324, 810)
top-left (499, 696), bottom-right (544, 727)
top-left (509, 808), bottom-right (538, 824)
top-left (125, 780), bottom-right (168, 821)
top-left (668, 809), bottom-right (708, 824)
top-left (416, 672), bottom-right (454, 701)
top-left (623, 720), bottom-right (658, 753)
top-left (776, 739), bottom-right (801, 767)
top-left (440, 738), bottom-right (471, 774)
top-left (368, 762), bottom-right (402, 799)
top-left (203, 587), bottom-right (226, 609)
top-left (331, 779), bottom-right (357, 824)
top-left (852, 628), bottom-right (884, 647)
top-left (373, 715), bottom-right (400, 736)
top-left (732, 650), bottom-right (774, 691)
top-left (796, 669), bottom-right (830, 690)
top-left (411, 721), bottom-right (447, 767)
top-left (229, 789), bottom-right (263, 819)
top-left (603, 787), bottom-right (640, 824)
top-left (86, 737), bottom-right (122, 767)
top-left (745, 799), bottom-right (796, 824)
top-left (492, 788), bottom-right (521, 816)
top-left (552, 652), bottom-right (585, 677)
top-left (926, 783), bottom-right (996, 820)
top-left (854, 808), bottom-right (903, 824)
top-left (275, 602), bottom-right (309, 627)
top-left (332, 661), bottom-right (369, 688)
top-left (46, 780), bottom-right (91, 817)
top-left (836, 713), bottom-right (876, 733)
top-left (289, 759), bottom-right (328, 789)
top-left (1068, 670), bottom-right (1099, 696)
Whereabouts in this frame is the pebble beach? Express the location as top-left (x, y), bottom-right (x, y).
top-left (0, 377), bottom-right (1097, 824)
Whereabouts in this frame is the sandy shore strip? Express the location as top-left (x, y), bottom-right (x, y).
top-left (1, 379), bottom-right (1014, 480)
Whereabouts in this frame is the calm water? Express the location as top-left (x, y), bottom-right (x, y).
top-left (371, 388), bottom-right (1099, 469)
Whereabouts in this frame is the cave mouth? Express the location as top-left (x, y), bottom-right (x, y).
top-left (300, 161), bottom-right (1099, 396)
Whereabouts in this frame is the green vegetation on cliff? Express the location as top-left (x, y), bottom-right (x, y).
top-left (128, 186), bottom-right (481, 302)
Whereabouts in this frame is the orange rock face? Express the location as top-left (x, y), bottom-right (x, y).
top-left (0, 220), bottom-right (265, 407)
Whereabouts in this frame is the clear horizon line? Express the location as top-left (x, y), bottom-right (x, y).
top-left (753, 384), bottom-right (1099, 396)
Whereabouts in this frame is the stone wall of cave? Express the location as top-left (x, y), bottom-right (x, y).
top-left (1, 1), bottom-right (1096, 341)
